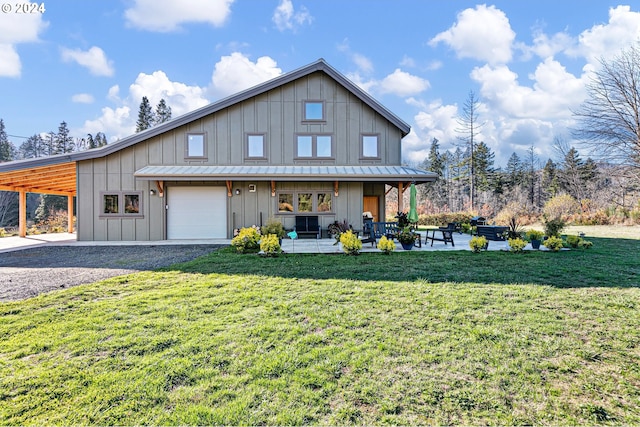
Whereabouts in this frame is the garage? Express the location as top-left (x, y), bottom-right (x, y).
top-left (167, 186), bottom-right (227, 239)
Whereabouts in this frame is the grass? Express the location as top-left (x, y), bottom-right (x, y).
top-left (1, 234), bottom-right (639, 425)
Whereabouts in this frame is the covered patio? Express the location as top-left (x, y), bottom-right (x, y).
top-left (0, 158), bottom-right (76, 237)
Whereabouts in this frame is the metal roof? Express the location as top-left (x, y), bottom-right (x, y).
top-left (134, 165), bottom-right (437, 183)
top-left (0, 58), bottom-right (411, 175)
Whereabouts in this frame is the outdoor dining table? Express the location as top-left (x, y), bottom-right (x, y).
top-left (424, 226), bottom-right (455, 247)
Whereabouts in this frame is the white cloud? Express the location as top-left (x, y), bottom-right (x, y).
top-left (209, 53), bottom-right (282, 98)
top-left (60, 46), bottom-right (114, 77)
top-left (573, 5), bottom-right (640, 63)
top-left (125, 0), bottom-right (234, 32)
top-left (272, 0), bottom-right (313, 32)
top-left (470, 59), bottom-right (586, 120)
top-left (79, 70), bottom-right (209, 140)
top-left (78, 52), bottom-right (280, 140)
top-left (430, 4), bottom-right (515, 65)
top-left (0, 44), bottom-right (21, 77)
top-left (71, 93), bottom-right (94, 104)
top-left (0, 12), bottom-right (48, 77)
top-left (378, 68), bottom-right (430, 97)
top-left (129, 70), bottom-right (209, 117)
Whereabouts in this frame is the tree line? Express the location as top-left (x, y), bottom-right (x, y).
top-left (0, 97), bottom-right (172, 228)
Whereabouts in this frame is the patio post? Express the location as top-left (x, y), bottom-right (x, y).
top-left (18, 190), bottom-right (26, 237)
top-left (67, 194), bottom-right (74, 233)
top-left (398, 182), bottom-right (404, 212)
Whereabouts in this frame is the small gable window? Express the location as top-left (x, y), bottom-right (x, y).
top-left (186, 133), bottom-right (206, 159)
top-left (304, 101), bottom-right (324, 121)
top-left (362, 134), bottom-right (380, 158)
top-left (246, 134), bottom-right (266, 159)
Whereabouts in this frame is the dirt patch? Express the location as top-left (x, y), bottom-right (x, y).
top-left (0, 245), bottom-right (223, 302)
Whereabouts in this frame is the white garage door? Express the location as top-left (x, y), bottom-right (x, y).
top-left (167, 186), bottom-right (227, 239)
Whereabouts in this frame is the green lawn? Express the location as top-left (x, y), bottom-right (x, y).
top-left (1, 236), bottom-right (640, 425)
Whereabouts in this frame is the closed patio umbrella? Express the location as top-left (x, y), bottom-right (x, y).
top-left (408, 183), bottom-right (419, 224)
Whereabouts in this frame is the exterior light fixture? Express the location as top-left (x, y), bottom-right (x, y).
top-left (235, 189), bottom-right (241, 195)
top-left (150, 189), bottom-right (156, 196)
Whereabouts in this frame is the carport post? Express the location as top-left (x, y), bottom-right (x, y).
top-left (67, 194), bottom-right (74, 233)
top-left (18, 190), bottom-right (26, 237)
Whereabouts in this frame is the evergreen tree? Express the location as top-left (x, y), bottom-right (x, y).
top-left (43, 132), bottom-right (55, 156)
top-left (136, 96), bottom-right (155, 133)
top-left (505, 152), bottom-right (524, 189)
top-left (541, 158), bottom-right (560, 200)
top-left (473, 141), bottom-right (495, 193)
top-left (422, 138), bottom-right (448, 208)
top-left (95, 132), bottom-right (108, 147)
top-left (154, 98), bottom-right (172, 124)
top-left (0, 119), bottom-right (16, 162)
top-left (559, 147), bottom-right (585, 199)
top-left (54, 121), bottom-right (75, 154)
top-left (19, 134), bottom-right (45, 159)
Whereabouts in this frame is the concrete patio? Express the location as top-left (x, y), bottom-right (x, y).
top-left (0, 231), bottom-right (521, 254)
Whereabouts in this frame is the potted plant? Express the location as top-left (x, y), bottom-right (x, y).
top-left (469, 235), bottom-right (488, 253)
top-left (396, 227), bottom-right (418, 250)
top-left (526, 229), bottom-right (545, 250)
top-left (261, 218), bottom-right (286, 244)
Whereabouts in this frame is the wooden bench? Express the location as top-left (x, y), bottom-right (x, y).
top-left (476, 225), bottom-right (508, 241)
top-left (294, 215), bottom-right (321, 239)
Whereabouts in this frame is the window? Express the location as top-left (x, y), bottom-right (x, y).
top-left (278, 193), bottom-right (294, 212)
top-left (277, 191), bottom-right (333, 213)
top-left (186, 133), bottom-right (206, 158)
top-left (103, 194), bottom-right (119, 214)
top-left (362, 134), bottom-right (380, 158)
top-left (101, 192), bottom-right (143, 217)
top-left (246, 134), bottom-right (266, 159)
top-left (304, 101), bottom-right (324, 121)
top-left (296, 134), bottom-right (333, 158)
top-left (124, 194), bottom-right (140, 214)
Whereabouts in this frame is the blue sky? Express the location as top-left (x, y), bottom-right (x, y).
top-left (1, 1), bottom-right (640, 167)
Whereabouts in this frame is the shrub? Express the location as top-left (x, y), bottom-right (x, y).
top-left (339, 230), bottom-right (362, 255)
top-left (261, 218), bottom-right (285, 239)
top-left (543, 217), bottom-right (566, 237)
top-left (260, 234), bottom-right (282, 257)
top-left (566, 234), bottom-right (593, 249)
top-left (508, 238), bottom-right (527, 253)
top-left (27, 225), bottom-right (40, 235)
top-left (0, 227), bottom-right (5, 237)
top-left (231, 227), bottom-right (261, 253)
top-left (469, 235), bottom-right (488, 253)
top-left (543, 194), bottom-right (580, 220)
top-left (526, 229), bottom-right (544, 241)
top-left (543, 236), bottom-right (564, 252)
top-left (578, 239), bottom-right (594, 249)
top-left (377, 236), bottom-right (396, 254)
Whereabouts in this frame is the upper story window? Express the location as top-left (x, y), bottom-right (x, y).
top-left (186, 133), bottom-right (206, 159)
top-left (296, 134), bottom-right (333, 159)
top-left (246, 134), bottom-right (266, 159)
top-left (303, 101), bottom-right (324, 121)
top-left (362, 134), bottom-right (380, 159)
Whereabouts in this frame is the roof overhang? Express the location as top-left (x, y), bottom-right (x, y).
top-left (0, 161), bottom-right (76, 196)
top-left (134, 165), bottom-right (437, 184)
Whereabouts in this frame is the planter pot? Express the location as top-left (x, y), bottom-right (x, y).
top-left (483, 242), bottom-right (489, 250)
top-left (400, 242), bottom-right (414, 250)
top-left (531, 239), bottom-right (541, 250)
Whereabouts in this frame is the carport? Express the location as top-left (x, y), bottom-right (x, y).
top-left (0, 159), bottom-right (76, 237)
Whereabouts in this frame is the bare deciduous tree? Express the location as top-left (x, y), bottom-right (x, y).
top-left (572, 43), bottom-right (640, 176)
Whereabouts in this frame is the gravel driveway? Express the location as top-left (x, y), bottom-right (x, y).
top-left (0, 245), bottom-right (224, 302)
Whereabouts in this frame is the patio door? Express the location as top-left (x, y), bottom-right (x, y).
top-left (363, 196), bottom-right (379, 222)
